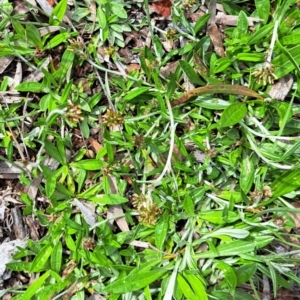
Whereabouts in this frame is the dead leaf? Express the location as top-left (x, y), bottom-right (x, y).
top-left (171, 84), bottom-right (263, 107)
top-left (150, 0), bottom-right (172, 17)
top-left (0, 57), bottom-right (14, 74)
top-left (73, 199), bottom-right (96, 227)
top-left (268, 74), bottom-right (294, 101)
top-left (88, 137), bottom-right (103, 153)
top-left (127, 64), bottom-right (140, 73)
top-left (207, 23), bottom-right (225, 57)
top-left (289, 202), bottom-right (300, 229)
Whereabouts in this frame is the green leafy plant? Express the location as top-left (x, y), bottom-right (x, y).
top-left (1, 0), bottom-right (300, 299)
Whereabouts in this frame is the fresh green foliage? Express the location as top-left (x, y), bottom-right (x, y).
top-left (1, 0), bottom-right (300, 299)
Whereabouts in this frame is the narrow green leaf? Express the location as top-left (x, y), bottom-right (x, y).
top-left (233, 11), bottom-right (249, 38)
top-left (213, 57), bottom-right (232, 74)
top-left (88, 194), bottom-right (128, 205)
top-left (198, 210), bottom-right (239, 224)
top-left (194, 13), bottom-right (211, 35)
top-left (215, 261), bottom-right (237, 293)
top-left (111, 3), bottom-right (127, 18)
top-left (155, 211), bottom-right (169, 250)
top-left (26, 24), bottom-right (43, 48)
top-left (236, 263), bottom-right (257, 284)
top-left (70, 159), bottom-right (104, 170)
top-left (50, 242), bottom-right (62, 272)
top-left (248, 23), bottom-right (273, 45)
top-left (273, 44), bottom-right (300, 78)
top-left (179, 60), bottom-right (205, 86)
top-left (183, 272), bottom-right (208, 300)
top-left (220, 103), bottom-right (247, 127)
top-left (255, 0), bottom-right (270, 23)
top-left (43, 32), bottom-right (70, 50)
top-left (177, 274), bottom-right (198, 300)
top-left (104, 270), bottom-right (167, 293)
top-left (97, 6), bottom-right (107, 28)
top-left (6, 261), bottom-right (31, 272)
top-left (123, 87), bottom-right (150, 101)
top-left (15, 82), bottom-right (44, 92)
top-left (12, 19), bottom-right (25, 37)
top-left (50, 0), bottom-right (68, 25)
top-left (20, 271), bottom-right (50, 300)
top-left (183, 194), bottom-right (195, 216)
top-left (53, 49), bottom-right (75, 84)
top-left (240, 150), bottom-right (256, 194)
top-left (270, 170), bottom-right (300, 199)
top-left (236, 53), bottom-right (264, 62)
top-left (30, 244), bottom-right (53, 273)
top-left (65, 234), bottom-right (76, 251)
top-left (44, 139), bottom-right (65, 165)
top-left (194, 236), bottom-right (274, 259)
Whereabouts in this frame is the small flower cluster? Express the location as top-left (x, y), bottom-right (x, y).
top-left (65, 101), bottom-right (84, 125)
top-left (132, 193), bottom-right (162, 225)
top-left (182, 0), bottom-right (196, 9)
top-left (102, 109), bottom-right (124, 127)
top-left (252, 63), bottom-right (277, 85)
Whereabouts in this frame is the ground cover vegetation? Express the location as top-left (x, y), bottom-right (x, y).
top-left (0, 0), bottom-right (300, 299)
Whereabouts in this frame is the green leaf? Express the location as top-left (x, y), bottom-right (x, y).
top-left (43, 32), bottom-right (70, 50)
top-left (15, 82), bottom-right (44, 92)
top-left (177, 273), bottom-right (198, 300)
top-left (270, 170), bottom-right (300, 199)
top-left (26, 24), bottom-right (43, 48)
top-left (248, 23), bottom-right (273, 45)
top-left (12, 19), bottom-right (25, 37)
top-left (80, 117), bottom-right (90, 139)
top-left (30, 244), bottom-right (53, 272)
top-left (183, 272), bottom-right (207, 300)
top-left (70, 159), bottom-right (104, 170)
top-left (194, 236), bottom-right (274, 259)
top-left (273, 44), bottom-right (300, 78)
top-left (6, 261), bottom-right (31, 272)
top-left (213, 57), bottom-right (232, 74)
top-left (155, 211), bottom-right (169, 250)
top-left (179, 60), bottom-right (205, 86)
top-left (236, 53), bottom-right (264, 62)
top-left (282, 33), bottom-right (300, 45)
top-left (255, 0), bottom-right (270, 23)
top-left (111, 3), bottom-right (127, 18)
top-left (53, 49), bottom-right (75, 84)
top-left (88, 194), bottom-right (128, 205)
top-left (50, 242), bottom-right (62, 273)
top-left (104, 270), bottom-right (167, 293)
top-left (50, 0), bottom-right (68, 25)
top-left (97, 6), bottom-right (107, 28)
top-left (233, 11), bottom-right (249, 39)
top-left (198, 210), bottom-right (239, 224)
top-left (183, 193), bottom-right (195, 216)
top-left (236, 263), bottom-right (257, 284)
top-left (215, 261), bottom-right (237, 293)
top-left (220, 103), bottom-right (247, 127)
top-left (40, 164), bottom-right (57, 198)
top-left (194, 13), bottom-right (211, 35)
top-left (19, 271), bottom-right (50, 300)
top-left (44, 139), bottom-right (66, 165)
top-left (240, 150), bottom-right (256, 194)
top-left (123, 87), bottom-right (150, 101)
